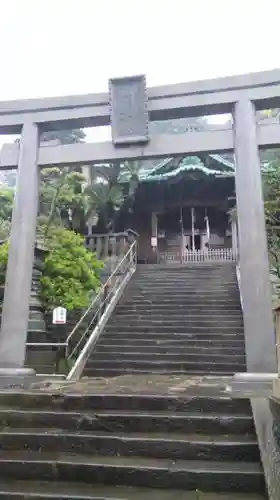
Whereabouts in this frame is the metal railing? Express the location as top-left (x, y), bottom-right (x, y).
top-left (272, 301), bottom-right (280, 376)
top-left (26, 240), bottom-right (137, 378)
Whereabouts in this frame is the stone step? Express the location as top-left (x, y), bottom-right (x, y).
top-left (131, 285), bottom-right (239, 291)
top-left (128, 284), bottom-right (239, 290)
top-left (132, 287), bottom-right (238, 292)
top-left (84, 368), bottom-right (242, 377)
top-left (125, 293), bottom-right (240, 299)
top-left (0, 451), bottom-right (264, 493)
top-left (26, 331), bottom-right (49, 343)
top-left (89, 352), bottom-right (246, 363)
top-left (138, 274), bottom-right (238, 278)
top-left (115, 311), bottom-right (242, 319)
top-left (97, 337), bottom-right (246, 347)
top-left (133, 276), bottom-right (238, 281)
top-left (95, 344), bottom-right (246, 355)
top-left (108, 319), bottom-right (244, 328)
top-left (86, 360), bottom-right (246, 373)
top-left (116, 304), bottom-right (242, 311)
top-left (0, 408), bottom-right (254, 435)
top-left (0, 393), bottom-right (251, 414)
top-left (120, 299), bottom-right (241, 307)
top-left (105, 324), bottom-right (244, 333)
top-left (115, 310), bottom-right (242, 317)
top-left (127, 293), bottom-right (240, 299)
top-left (0, 428), bottom-right (259, 462)
top-left (135, 277), bottom-right (237, 282)
top-left (101, 333), bottom-right (245, 342)
top-left (136, 269), bottom-right (236, 274)
top-left (125, 297), bottom-right (240, 304)
top-left (0, 481), bottom-right (266, 499)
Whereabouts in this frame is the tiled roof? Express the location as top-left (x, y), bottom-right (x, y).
top-left (118, 155), bottom-right (235, 183)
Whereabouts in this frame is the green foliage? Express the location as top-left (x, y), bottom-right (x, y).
top-left (0, 242), bottom-right (8, 286)
top-left (0, 187), bottom-right (14, 221)
top-left (40, 226), bottom-right (103, 311)
top-left (39, 167), bottom-right (88, 232)
top-left (84, 160), bottom-right (142, 232)
top-left (262, 160), bottom-right (280, 279)
top-left (0, 219), bottom-right (11, 240)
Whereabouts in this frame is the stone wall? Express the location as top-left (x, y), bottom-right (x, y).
top-left (251, 398), bottom-right (280, 500)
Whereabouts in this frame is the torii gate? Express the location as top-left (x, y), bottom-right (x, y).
top-left (0, 70), bottom-right (279, 379)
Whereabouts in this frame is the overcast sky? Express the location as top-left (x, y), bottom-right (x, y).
top-left (0, 0), bottom-right (279, 145)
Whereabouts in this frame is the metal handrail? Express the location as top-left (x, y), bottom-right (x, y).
top-left (272, 300), bottom-right (280, 376)
top-left (26, 240), bottom-right (137, 376)
top-left (66, 240), bottom-right (137, 379)
top-left (66, 240), bottom-right (136, 349)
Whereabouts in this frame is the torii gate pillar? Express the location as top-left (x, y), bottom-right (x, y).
top-left (234, 98), bottom-right (277, 373)
top-left (0, 121), bottom-right (39, 374)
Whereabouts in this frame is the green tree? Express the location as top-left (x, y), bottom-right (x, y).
top-left (39, 167), bottom-right (88, 234)
top-left (0, 187), bottom-right (14, 221)
top-left (262, 161), bottom-right (280, 278)
top-left (84, 160), bottom-right (143, 233)
top-left (40, 225), bottom-right (102, 311)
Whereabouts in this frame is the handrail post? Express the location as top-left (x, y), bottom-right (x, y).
top-left (273, 302), bottom-right (280, 376)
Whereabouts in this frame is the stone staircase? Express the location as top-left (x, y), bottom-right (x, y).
top-left (0, 385), bottom-right (265, 499)
top-left (0, 263), bottom-right (266, 498)
top-left (85, 264), bottom-right (246, 377)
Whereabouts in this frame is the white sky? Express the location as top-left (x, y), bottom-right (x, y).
top-left (0, 0), bottom-right (280, 145)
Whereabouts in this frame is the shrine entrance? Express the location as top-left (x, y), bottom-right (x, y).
top-left (0, 70), bottom-right (279, 374)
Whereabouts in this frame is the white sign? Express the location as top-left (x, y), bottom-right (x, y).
top-left (151, 237), bottom-right (158, 248)
top-left (52, 307), bottom-right (67, 325)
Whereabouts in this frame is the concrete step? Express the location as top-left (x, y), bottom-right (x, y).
top-left (124, 293), bottom-right (240, 299)
top-left (133, 276), bottom-right (238, 281)
top-left (0, 451), bottom-right (264, 493)
top-left (95, 344), bottom-right (246, 355)
top-left (0, 408), bottom-right (254, 435)
top-left (101, 333), bottom-right (245, 342)
top-left (89, 352), bottom-right (246, 364)
top-left (128, 284), bottom-right (240, 290)
top-left (97, 337), bottom-right (246, 347)
top-left (86, 360), bottom-right (246, 373)
top-left (127, 293), bottom-right (240, 300)
top-left (0, 393), bottom-right (251, 414)
top-left (113, 313), bottom-right (243, 320)
top-left (131, 287), bottom-right (239, 292)
top-left (84, 369), bottom-right (243, 377)
top-left (0, 428), bottom-right (259, 462)
top-left (0, 481), bottom-right (266, 499)
top-left (104, 325), bottom-right (244, 333)
top-left (116, 304), bottom-right (242, 311)
top-left (119, 299), bottom-right (241, 307)
top-left (135, 269), bottom-right (236, 274)
top-left (108, 319), bottom-right (244, 328)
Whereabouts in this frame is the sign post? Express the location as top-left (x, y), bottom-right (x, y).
top-left (52, 307), bottom-right (67, 325)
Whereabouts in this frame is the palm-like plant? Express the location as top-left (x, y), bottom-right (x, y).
top-left (84, 170), bottom-right (124, 232)
top-left (84, 160), bottom-right (143, 232)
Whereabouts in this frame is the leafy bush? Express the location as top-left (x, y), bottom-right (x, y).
top-left (0, 228), bottom-right (103, 312)
top-left (40, 226), bottom-right (103, 311)
top-left (0, 241), bottom-right (8, 286)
